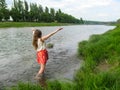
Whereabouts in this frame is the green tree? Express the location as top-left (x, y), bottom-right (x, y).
top-left (55, 9), bottom-right (62, 22)
top-left (38, 5), bottom-right (43, 22)
top-left (117, 18), bottom-right (120, 24)
top-left (18, 0), bottom-right (24, 21)
top-left (10, 0), bottom-right (24, 21)
top-left (50, 8), bottom-right (55, 22)
top-left (29, 3), bottom-right (39, 21)
top-left (55, 9), bottom-right (81, 23)
top-left (41, 6), bottom-right (52, 22)
top-left (10, 7), bottom-right (19, 21)
top-left (0, 0), bottom-right (9, 21)
top-left (45, 6), bottom-right (49, 13)
top-left (0, 12), bottom-right (2, 21)
top-left (3, 9), bottom-right (9, 21)
top-left (8, 0), bottom-right (82, 23)
top-left (79, 18), bottom-right (84, 24)
top-left (23, 0), bottom-right (29, 21)
top-left (41, 12), bottom-right (52, 22)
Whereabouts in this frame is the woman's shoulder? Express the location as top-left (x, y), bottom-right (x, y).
top-left (38, 38), bottom-right (44, 43)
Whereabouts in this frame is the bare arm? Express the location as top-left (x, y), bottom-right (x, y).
top-left (41, 28), bottom-right (63, 41)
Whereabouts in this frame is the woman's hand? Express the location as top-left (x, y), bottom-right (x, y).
top-left (57, 28), bottom-right (63, 31)
top-left (42, 28), bottom-right (63, 40)
top-left (32, 29), bottom-right (35, 35)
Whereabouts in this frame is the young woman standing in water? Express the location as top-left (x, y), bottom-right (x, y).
top-left (32, 28), bottom-right (63, 80)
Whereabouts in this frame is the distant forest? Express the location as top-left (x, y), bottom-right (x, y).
top-left (0, 0), bottom-right (84, 24)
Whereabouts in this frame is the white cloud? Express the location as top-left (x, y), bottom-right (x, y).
top-left (6, 0), bottom-right (120, 21)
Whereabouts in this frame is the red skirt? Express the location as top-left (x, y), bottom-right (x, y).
top-left (37, 49), bottom-right (48, 64)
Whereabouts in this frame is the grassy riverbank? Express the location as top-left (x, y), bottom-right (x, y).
top-left (76, 25), bottom-right (120, 90)
top-left (5, 25), bottom-right (120, 90)
top-left (0, 22), bottom-right (70, 28)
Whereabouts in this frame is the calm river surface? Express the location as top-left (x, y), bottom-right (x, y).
top-left (0, 25), bottom-right (115, 88)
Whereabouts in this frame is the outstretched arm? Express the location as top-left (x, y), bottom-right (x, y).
top-left (41, 28), bottom-right (63, 41)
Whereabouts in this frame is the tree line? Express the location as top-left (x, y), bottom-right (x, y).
top-left (0, 0), bottom-right (84, 24)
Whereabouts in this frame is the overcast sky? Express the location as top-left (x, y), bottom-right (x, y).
top-left (6, 0), bottom-right (120, 21)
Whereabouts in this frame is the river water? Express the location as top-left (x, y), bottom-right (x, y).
top-left (0, 25), bottom-right (115, 88)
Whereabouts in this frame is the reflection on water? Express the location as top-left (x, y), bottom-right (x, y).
top-left (0, 25), bottom-right (115, 88)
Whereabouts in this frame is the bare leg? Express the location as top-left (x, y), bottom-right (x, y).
top-left (38, 64), bottom-right (46, 75)
top-left (35, 64), bottom-right (46, 80)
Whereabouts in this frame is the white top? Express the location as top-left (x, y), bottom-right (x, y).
top-left (37, 38), bottom-right (46, 51)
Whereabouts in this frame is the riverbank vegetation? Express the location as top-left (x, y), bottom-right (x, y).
top-left (1, 0), bottom-right (118, 28)
top-left (76, 25), bottom-right (120, 90)
top-left (0, 22), bottom-right (70, 28)
top-left (5, 25), bottom-right (120, 90)
top-left (0, 0), bottom-right (84, 24)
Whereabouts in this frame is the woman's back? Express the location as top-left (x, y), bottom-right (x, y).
top-left (37, 38), bottom-right (46, 51)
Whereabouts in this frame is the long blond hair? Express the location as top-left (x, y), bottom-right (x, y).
top-left (32, 29), bottom-right (42, 50)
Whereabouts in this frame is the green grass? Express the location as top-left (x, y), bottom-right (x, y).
top-left (6, 82), bottom-right (42, 90)
top-left (6, 80), bottom-right (76, 90)
top-left (76, 25), bottom-right (120, 90)
top-left (6, 25), bottom-right (120, 90)
top-left (0, 22), bottom-right (70, 28)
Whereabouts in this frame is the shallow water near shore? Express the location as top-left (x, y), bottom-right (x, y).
top-left (0, 25), bottom-right (115, 88)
